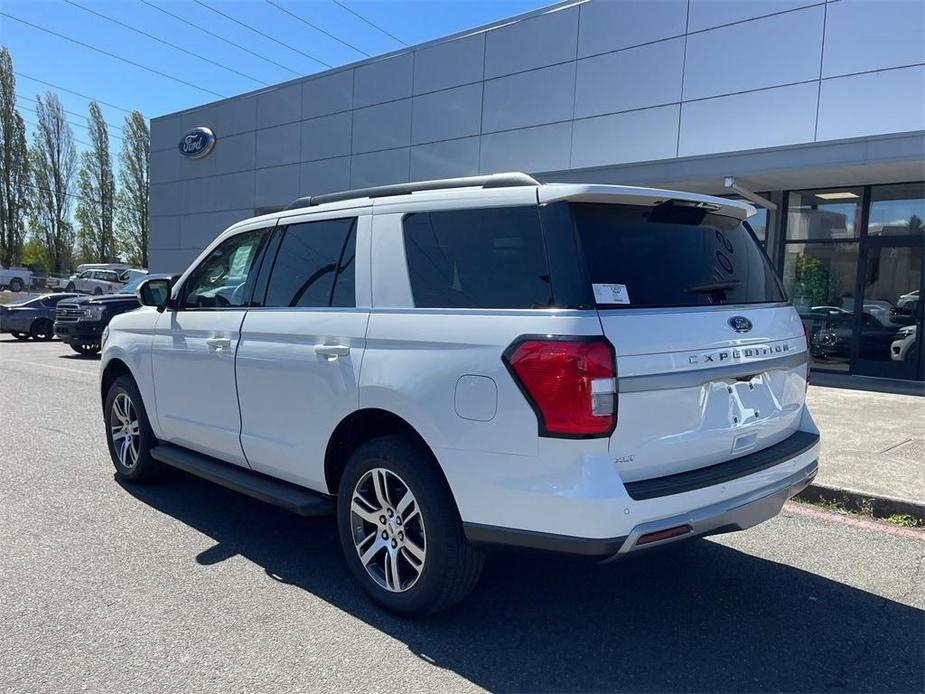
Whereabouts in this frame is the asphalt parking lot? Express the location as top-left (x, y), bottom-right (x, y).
top-left (1, 337), bottom-right (923, 693)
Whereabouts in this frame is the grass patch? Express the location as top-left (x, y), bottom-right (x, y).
top-left (886, 513), bottom-right (924, 528)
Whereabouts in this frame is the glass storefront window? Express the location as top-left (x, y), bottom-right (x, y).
top-left (867, 183), bottom-right (925, 237)
top-left (786, 188), bottom-right (864, 241)
top-left (856, 246), bottom-right (922, 376)
top-left (783, 242), bottom-right (860, 372)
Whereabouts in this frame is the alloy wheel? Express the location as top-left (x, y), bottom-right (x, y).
top-left (350, 467), bottom-right (426, 593)
top-left (110, 392), bottom-right (140, 469)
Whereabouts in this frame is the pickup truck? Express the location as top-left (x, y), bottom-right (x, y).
top-left (0, 266), bottom-right (33, 292)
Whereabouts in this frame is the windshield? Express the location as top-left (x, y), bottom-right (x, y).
top-left (118, 276), bottom-right (151, 294)
top-left (571, 203), bottom-right (786, 308)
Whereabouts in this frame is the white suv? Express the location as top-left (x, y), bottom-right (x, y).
top-left (100, 173), bottom-right (820, 615)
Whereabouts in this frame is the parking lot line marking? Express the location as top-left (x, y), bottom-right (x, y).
top-left (1, 359), bottom-right (96, 377)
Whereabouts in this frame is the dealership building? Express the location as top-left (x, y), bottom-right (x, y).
top-left (149, 0), bottom-right (924, 385)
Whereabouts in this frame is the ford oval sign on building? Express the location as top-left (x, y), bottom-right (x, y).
top-left (178, 127), bottom-right (216, 159)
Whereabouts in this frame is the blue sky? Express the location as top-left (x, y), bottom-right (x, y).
top-left (1, 0), bottom-right (549, 154)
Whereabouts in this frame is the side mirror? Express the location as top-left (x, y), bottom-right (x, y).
top-left (137, 278), bottom-right (172, 310)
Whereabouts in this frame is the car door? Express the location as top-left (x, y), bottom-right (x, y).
top-left (151, 224), bottom-right (273, 465)
top-left (235, 211), bottom-right (371, 490)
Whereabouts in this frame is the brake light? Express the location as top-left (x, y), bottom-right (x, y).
top-left (503, 337), bottom-right (616, 437)
top-left (802, 322), bottom-right (811, 389)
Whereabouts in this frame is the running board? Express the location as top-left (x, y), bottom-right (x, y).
top-left (150, 444), bottom-right (334, 516)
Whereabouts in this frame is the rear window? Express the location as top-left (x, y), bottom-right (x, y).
top-left (403, 207), bottom-right (552, 309)
top-left (572, 203), bottom-right (785, 308)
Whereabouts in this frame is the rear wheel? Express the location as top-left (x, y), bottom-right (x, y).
top-left (93, 286), bottom-right (103, 295)
top-left (337, 435), bottom-right (484, 616)
top-left (10, 331), bottom-right (30, 340)
top-left (30, 319), bottom-right (53, 341)
top-left (105, 374), bottom-right (158, 482)
top-left (71, 342), bottom-right (101, 356)
top-left (9, 277), bottom-right (23, 292)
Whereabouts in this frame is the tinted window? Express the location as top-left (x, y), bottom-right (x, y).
top-left (572, 203), bottom-right (785, 308)
top-left (403, 207), bottom-right (552, 309)
top-left (264, 218), bottom-right (356, 308)
top-left (40, 296), bottom-right (69, 308)
top-left (182, 230), bottom-right (269, 308)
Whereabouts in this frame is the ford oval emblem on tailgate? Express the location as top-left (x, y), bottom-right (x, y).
top-left (728, 316), bottom-right (753, 333)
top-left (178, 127), bottom-right (216, 159)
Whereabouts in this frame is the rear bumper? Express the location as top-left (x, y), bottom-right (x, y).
top-left (464, 458), bottom-right (817, 558)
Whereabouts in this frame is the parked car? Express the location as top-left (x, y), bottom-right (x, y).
top-left (54, 274), bottom-right (172, 355)
top-left (100, 173), bottom-right (820, 616)
top-left (0, 293), bottom-right (78, 340)
top-left (891, 325), bottom-right (918, 362)
top-left (75, 262), bottom-right (131, 274)
top-left (58, 268), bottom-right (124, 295)
top-left (0, 265), bottom-right (33, 292)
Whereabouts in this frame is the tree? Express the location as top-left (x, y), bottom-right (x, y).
top-left (75, 102), bottom-right (115, 263)
top-left (115, 111), bottom-right (148, 267)
top-left (29, 92), bottom-right (77, 273)
top-left (0, 46), bottom-right (30, 267)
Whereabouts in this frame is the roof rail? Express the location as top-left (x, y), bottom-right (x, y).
top-left (284, 172), bottom-right (540, 210)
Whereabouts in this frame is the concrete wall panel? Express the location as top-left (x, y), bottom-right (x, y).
top-left (683, 5), bottom-right (825, 101)
top-left (578, 0), bottom-right (687, 58)
top-left (413, 34), bottom-right (485, 95)
top-left (412, 84), bottom-right (482, 145)
top-left (482, 62), bottom-right (575, 133)
top-left (484, 6), bottom-right (578, 78)
top-left (817, 66), bottom-right (925, 141)
top-left (410, 137), bottom-right (481, 180)
top-left (571, 105), bottom-right (680, 168)
top-left (575, 38), bottom-right (685, 118)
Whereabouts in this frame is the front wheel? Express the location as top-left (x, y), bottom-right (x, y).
top-left (10, 331), bottom-right (30, 340)
top-left (9, 277), bottom-right (24, 292)
top-left (337, 435), bottom-right (484, 616)
top-left (65, 282), bottom-right (75, 292)
top-left (93, 287), bottom-right (103, 295)
top-left (30, 319), bottom-right (54, 341)
top-left (71, 342), bottom-right (101, 356)
top-left (105, 374), bottom-right (158, 482)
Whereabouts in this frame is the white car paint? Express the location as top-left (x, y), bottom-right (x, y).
top-left (102, 178), bottom-right (819, 548)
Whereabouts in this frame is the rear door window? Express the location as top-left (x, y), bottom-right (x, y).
top-left (403, 206), bottom-right (552, 309)
top-left (571, 203), bottom-right (785, 308)
top-left (263, 218), bottom-right (356, 308)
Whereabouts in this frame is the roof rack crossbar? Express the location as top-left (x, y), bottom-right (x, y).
top-left (283, 172), bottom-right (539, 210)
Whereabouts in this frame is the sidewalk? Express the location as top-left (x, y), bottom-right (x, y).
top-left (805, 383), bottom-right (924, 517)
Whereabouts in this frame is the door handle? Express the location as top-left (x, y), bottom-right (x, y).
top-left (314, 344), bottom-right (350, 360)
top-left (206, 337), bottom-right (232, 352)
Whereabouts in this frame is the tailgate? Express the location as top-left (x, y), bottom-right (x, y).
top-left (603, 305), bottom-right (808, 482)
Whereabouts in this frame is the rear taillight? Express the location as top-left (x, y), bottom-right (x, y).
top-left (802, 322), bottom-right (811, 389)
top-left (503, 336), bottom-right (616, 437)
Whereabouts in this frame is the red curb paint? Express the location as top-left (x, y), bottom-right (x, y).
top-left (783, 501), bottom-right (925, 541)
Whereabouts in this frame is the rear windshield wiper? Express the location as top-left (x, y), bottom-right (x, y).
top-left (683, 280), bottom-right (740, 294)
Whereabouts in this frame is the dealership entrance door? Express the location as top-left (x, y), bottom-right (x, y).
top-left (854, 238), bottom-right (923, 380)
top-left (782, 182), bottom-right (924, 382)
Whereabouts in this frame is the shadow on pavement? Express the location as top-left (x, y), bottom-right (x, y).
top-left (121, 470), bottom-right (924, 693)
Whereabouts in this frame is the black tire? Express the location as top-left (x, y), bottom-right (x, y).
top-left (9, 277), bottom-right (23, 292)
top-left (30, 318), bottom-right (54, 341)
top-left (104, 374), bottom-right (159, 482)
top-left (10, 331), bottom-right (30, 340)
top-left (93, 286), bottom-right (103, 295)
top-left (65, 282), bottom-right (75, 292)
top-left (337, 435), bottom-right (485, 616)
top-left (71, 342), bottom-right (101, 356)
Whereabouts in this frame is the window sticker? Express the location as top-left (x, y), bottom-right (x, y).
top-left (593, 283), bottom-right (630, 305)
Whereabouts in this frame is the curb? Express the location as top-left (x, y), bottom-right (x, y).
top-left (795, 482), bottom-right (925, 523)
